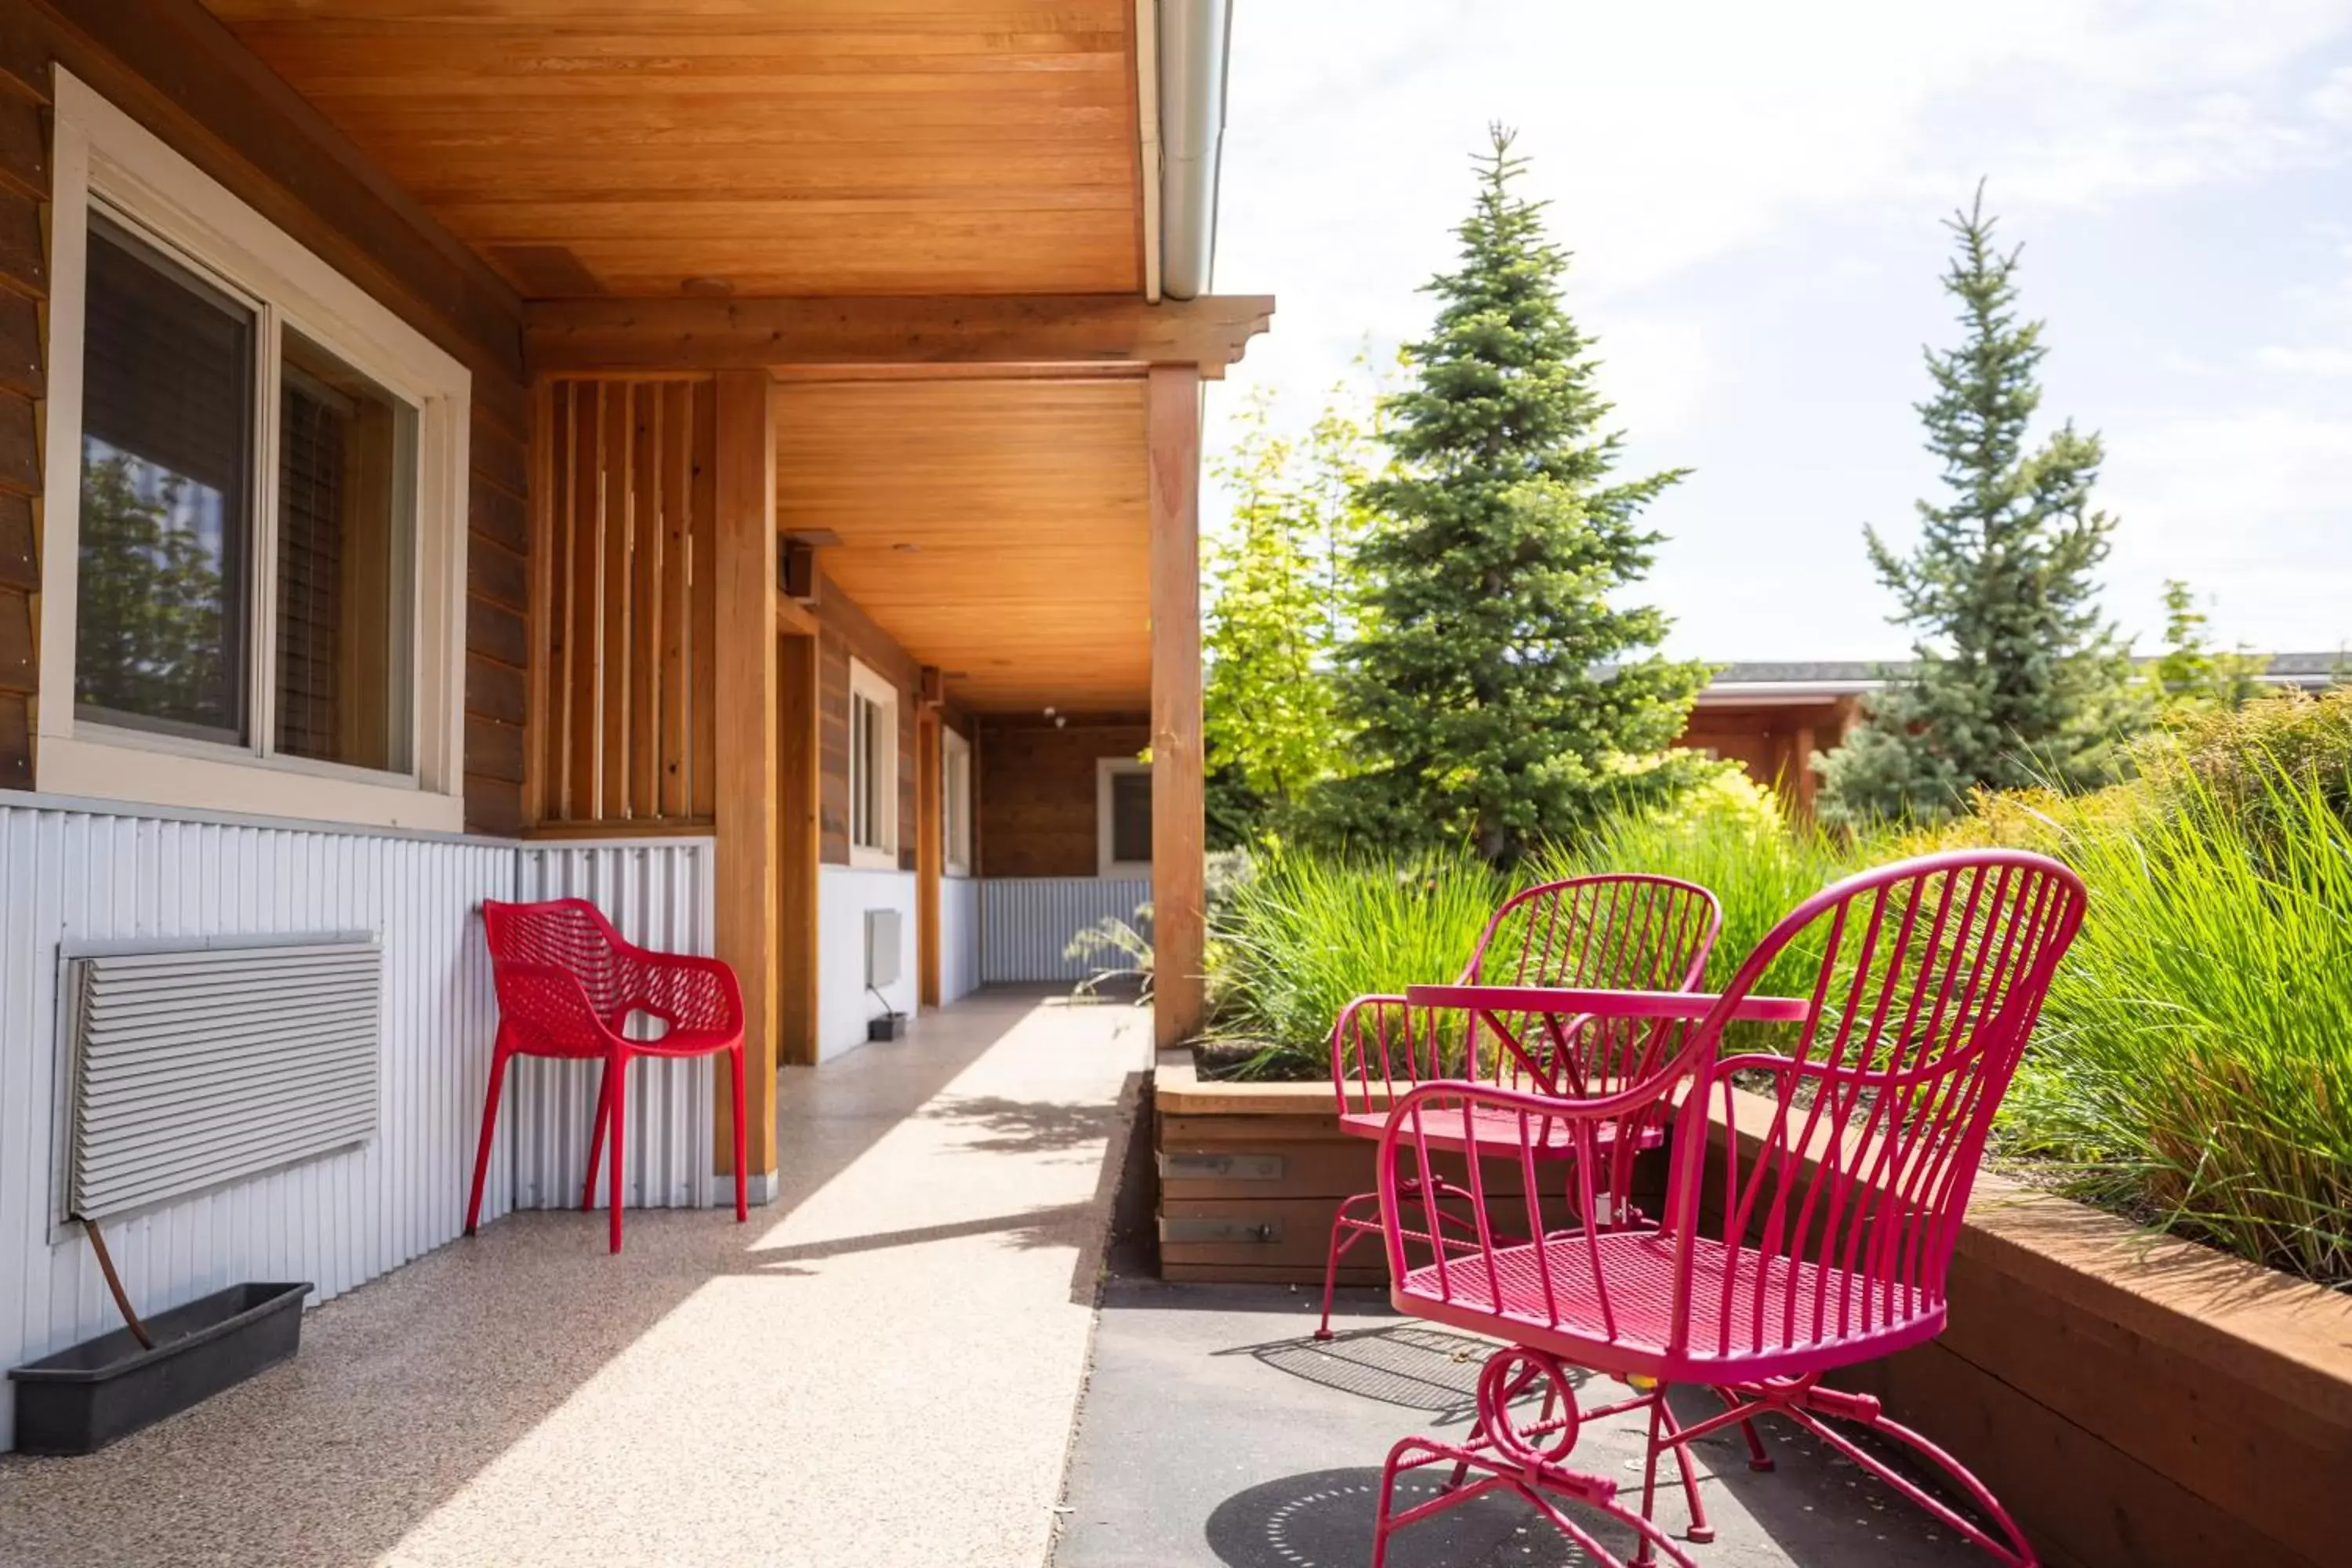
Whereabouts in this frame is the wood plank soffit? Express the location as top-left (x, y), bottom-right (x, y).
top-left (526, 294), bottom-right (1274, 377)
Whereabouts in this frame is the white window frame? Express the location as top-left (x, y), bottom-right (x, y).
top-left (35, 71), bottom-right (470, 833)
top-left (1096, 757), bottom-right (1152, 879)
top-left (941, 726), bottom-right (973, 877)
top-left (847, 657), bottom-right (899, 870)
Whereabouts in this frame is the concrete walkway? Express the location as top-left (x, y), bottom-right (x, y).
top-left (0, 990), bottom-right (1152, 1568)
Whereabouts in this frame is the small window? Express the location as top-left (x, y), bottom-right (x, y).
top-left (41, 74), bottom-right (469, 830)
top-left (75, 216), bottom-right (256, 745)
top-left (848, 659), bottom-right (898, 869)
top-left (942, 727), bottom-right (973, 877)
top-left (275, 330), bottom-right (416, 773)
top-left (1097, 758), bottom-right (1152, 877)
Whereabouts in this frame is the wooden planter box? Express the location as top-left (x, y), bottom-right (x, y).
top-left (1154, 1051), bottom-right (1390, 1286)
top-left (1152, 1054), bottom-right (2352, 1568)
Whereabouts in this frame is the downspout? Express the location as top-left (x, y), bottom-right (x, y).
top-left (1135, 0), bottom-right (1163, 303)
top-left (1156, 0), bottom-right (1233, 301)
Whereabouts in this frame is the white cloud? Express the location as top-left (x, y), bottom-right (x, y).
top-left (2256, 343), bottom-right (2352, 376)
top-left (2102, 409), bottom-right (2352, 648)
top-left (2312, 64), bottom-right (2352, 121)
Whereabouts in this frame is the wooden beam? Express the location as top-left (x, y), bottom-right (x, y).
top-left (778, 630), bottom-right (820, 1068)
top-left (1147, 365), bottom-right (1206, 1048)
top-left (528, 294), bottom-right (1273, 379)
top-left (713, 370), bottom-right (779, 1179)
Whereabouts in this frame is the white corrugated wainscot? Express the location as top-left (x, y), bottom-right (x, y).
top-left (940, 872), bottom-right (981, 1004)
top-left (0, 797), bottom-right (720, 1450)
top-left (979, 876), bottom-right (1152, 984)
top-left (509, 837), bottom-right (718, 1212)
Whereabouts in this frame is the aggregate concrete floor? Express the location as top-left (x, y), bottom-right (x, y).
top-left (1054, 1282), bottom-right (1984, 1568)
top-left (0, 990), bottom-right (1151, 1568)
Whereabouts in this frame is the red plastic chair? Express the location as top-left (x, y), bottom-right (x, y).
top-left (1316, 874), bottom-right (1722, 1338)
top-left (1370, 850), bottom-right (2087, 1568)
top-left (466, 898), bottom-right (750, 1253)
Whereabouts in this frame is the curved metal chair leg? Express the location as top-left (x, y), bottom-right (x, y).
top-left (1314, 1192), bottom-right (1374, 1341)
top-left (1778, 1394), bottom-right (2038, 1566)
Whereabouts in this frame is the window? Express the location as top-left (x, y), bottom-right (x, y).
top-left (942, 727), bottom-right (973, 877)
top-left (848, 658), bottom-right (898, 869)
top-left (38, 74), bottom-right (468, 830)
top-left (1096, 758), bottom-right (1152, 877)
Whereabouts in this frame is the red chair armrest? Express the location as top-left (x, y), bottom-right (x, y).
top-left (626, 948), bottom-right (745, 1037)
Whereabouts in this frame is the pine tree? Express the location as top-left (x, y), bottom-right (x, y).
top-left (1334, 125), bottom-right (1710, 867)
top-left (1819, 187), bottom-right (2138, 825)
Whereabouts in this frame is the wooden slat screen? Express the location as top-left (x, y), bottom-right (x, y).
top-left (539, 377), bottom-right (717, 827)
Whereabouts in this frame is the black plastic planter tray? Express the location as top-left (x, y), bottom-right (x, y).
top-left (7, 1281), bottom-right (311, 1454)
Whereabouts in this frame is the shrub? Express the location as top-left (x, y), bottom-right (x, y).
top-left (1205, 848), bottom-right (1503, 1079)
top-left (2000, 758), bottom-right (2352, 1283)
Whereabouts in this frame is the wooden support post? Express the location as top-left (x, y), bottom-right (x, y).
top-left (1148, 365), bottom-right (1206, 1048)
top-left (916, 706), bottom-right (942, 1010)
top-left (713, 369), bottom-right (779, 1184)
top-left (778, 630), bottom-right (820, 1066)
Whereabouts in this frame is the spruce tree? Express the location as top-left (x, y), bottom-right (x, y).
top-left (1334, 126), bottom-right (1709, 866)
top-left (1819, 187), bottom-right (2138, 825)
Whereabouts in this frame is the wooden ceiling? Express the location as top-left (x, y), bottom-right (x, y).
top-left (775, 377), bottom-right (1149, 713)
top-left (203, 0), bottom-right (1145, 298)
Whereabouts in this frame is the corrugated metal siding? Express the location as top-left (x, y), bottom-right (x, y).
top-left (510, 839), bottom-right (717, 1211)
top-left (0, 805), bottom-right (513, 1450)
top-left (0, 804), bottom-right (722, 1451)
top-left (979, 877), bottom-right (1152, 984)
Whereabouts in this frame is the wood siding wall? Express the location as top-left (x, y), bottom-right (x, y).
top-left (0, 47), bottom-right (45, 789)
top-left (463, 400), bottom-right (532, 833)
top-left (1674, 697), bottom-right (1859, 820)
top-left (975, 717), bottom-right (1148, 878)
top-left (1, 7), bottom-right (534, 834)
top-left (533, 377), bottom-right (716, 831)
top-left (814, 578), bottom-right (920, 869)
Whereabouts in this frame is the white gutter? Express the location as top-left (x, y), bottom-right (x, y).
top-left (1156, 0), bottom-right (1232, 301)
top-left (1134, 0), bottom-right (1163, 303)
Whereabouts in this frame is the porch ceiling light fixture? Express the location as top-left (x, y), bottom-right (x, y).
top-left (681, 276), bottom-right (735, 297)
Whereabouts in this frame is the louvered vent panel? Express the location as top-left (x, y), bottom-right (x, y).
top-left (67, 941), bottom-right (383, 1223)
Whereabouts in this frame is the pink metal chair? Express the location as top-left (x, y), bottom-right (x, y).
top-left (1369, 849), bottom-right (2088, 1568)
top-left (1317, 874), bottom-right (1722, 1339)
top-left (465, 898), bottom-right (750, 1253)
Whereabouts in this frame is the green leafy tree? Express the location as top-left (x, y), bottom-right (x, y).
top-left (1333, 125), bottom-right (1710, 867)
top-left (1819, 187), bottom-right (2139, 825)
top-left (2146, 579), bottom-right (2267, 714)
top-left (1202, 379), bottom-right (1381, 849)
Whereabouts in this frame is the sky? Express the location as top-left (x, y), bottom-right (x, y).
top-left (1203, 0), bottom-right (2352, 663)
